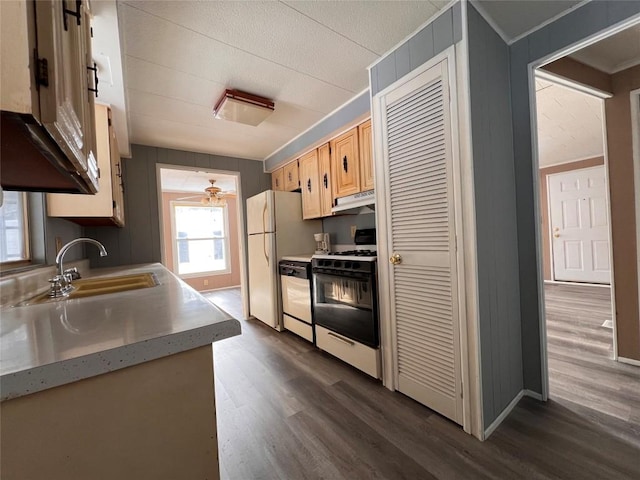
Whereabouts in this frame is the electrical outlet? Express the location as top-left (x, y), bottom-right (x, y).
top-left (204, 279), bottom-right (209, 286)
top-left (351, 225), bottom-right (357, 239)
top-left (55, 237), bottom-right (62, 254)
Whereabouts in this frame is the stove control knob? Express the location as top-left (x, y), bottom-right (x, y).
top-left (344, 261), bottom-right (352, 269)
top-left (333, 261), bottom-right (342, 268)
top-left (352, 262), bottom-right (360, 269)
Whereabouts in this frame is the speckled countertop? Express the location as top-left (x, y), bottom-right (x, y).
top-left (0, 263), bottom-right (241, 401)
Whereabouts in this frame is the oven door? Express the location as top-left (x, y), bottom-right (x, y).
top-left (312, 271), bottom-right (378, 348)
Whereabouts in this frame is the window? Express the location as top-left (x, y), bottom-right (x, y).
top-left (171, 202), bottom-right (230, 276)
top-left (0, 191), bottom-right (30, 265)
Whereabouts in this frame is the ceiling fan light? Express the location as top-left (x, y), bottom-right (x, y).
top-left (213, 89), bottom-right (274, 126)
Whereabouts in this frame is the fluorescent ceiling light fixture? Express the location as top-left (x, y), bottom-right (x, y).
top-left (213, 89), bottom-right (275, 126)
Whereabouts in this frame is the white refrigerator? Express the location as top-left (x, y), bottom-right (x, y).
top-left (247, 190), bottom-right (321, 330)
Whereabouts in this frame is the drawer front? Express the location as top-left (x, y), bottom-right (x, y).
top-left (283, 314), bottom-right (313, 343)
top-left (316, 325), bottom-right (380, 378)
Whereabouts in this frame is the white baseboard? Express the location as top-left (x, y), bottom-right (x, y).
top-left (618, 356), bottom-right (640, 367)
top-left (544, 279), bottom-right (611, 288)
top-left (524, 389), bottom-right (544, 401)
top-left (484, 390), bottom-right (524, 439)
top-left (201, 285), bottom-right (241, 293)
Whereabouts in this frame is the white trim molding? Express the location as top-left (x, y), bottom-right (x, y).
top-left (631, 89), bottom-right (640, 334)
top-left (618, 357), bottom-right (640, 367)
top-left (536, 69), bottom-right (612, 99)
top-left (484, 390), bottom-right (524, 439)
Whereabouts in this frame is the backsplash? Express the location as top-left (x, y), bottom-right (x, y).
top-left (322, 212), bottom-right (376, 246)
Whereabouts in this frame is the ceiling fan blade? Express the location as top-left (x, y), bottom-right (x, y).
top-left (176, 195), bottom-right (203, 201)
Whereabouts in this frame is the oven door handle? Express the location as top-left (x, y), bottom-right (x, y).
top-left (327, 331), bottom-right (355, 346)
top-left (312, 270), bottom-right (371, 282)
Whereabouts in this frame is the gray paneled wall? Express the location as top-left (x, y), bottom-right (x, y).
top-left (370, 2), bottom-right (462, 96)
top-left (85, 144), bottom-right (271, 269)
top-left (467, 4), bottom-right (523, 428)
top-left (509, 0), bottom-right (640, 395)
top-left (264, 90), bottom-right (370, 171)
top-left (322, 212), bottom-right (376, 245)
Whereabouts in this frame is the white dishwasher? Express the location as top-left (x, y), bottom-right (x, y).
top-left (279, 257), bottom-right (314, 343)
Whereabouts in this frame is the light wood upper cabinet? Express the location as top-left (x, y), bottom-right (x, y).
top-left (47, 104), bottom-right (125, 226)
top-left (318, 143), bottom-right (333, 217)
top-left (283, 161), bottom-right (300, 191)
top-left (299, 150), bottom-right (322, 219)
top-left (330, 127), bottom-right (360, 198)
top-left (0, 0), bottom-right (98, 193)
top-left (359, 119), bottom-right (374, 191)
top-left (272, 168), bottom-right (284, 191)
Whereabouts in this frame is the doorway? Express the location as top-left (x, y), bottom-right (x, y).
top-left (534, 71), bottom-right (618, 412)
top-left (530, 21), bottom-right (640, 431)
top-left (157, 165), bottom-right (247, 319)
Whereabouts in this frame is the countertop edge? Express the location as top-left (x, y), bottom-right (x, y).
top-left (0, 318), bottom-right (241, 402)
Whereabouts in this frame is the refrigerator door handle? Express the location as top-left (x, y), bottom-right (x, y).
top-left (262, 201), bottom-right (268, 234)
top-left (263, 233), bottom-right (269, 266)
top-left (262, 202), bottom-right (269, 265)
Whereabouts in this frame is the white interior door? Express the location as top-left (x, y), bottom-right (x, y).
top-left (548, 166), bottom-right (611, 284)
top-left (376, 58), bottom-right (463, 424)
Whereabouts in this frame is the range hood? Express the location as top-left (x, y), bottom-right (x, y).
top-left (331, 189), bottom-right (375, 214)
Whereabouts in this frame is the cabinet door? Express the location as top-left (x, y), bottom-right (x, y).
top-left (359, 119), bottom-right (374, 191)
top-left (318, 143), bottom-right (333, 217)
top-left (35, 0), bottom-right (97, 191)
top-left (109, 109), bottom-right (125, 226)
top-left (272, 168), bottom-right (284, 191)
top-left (330, 127), bottom-right (360, 198)
top-left (299, 149), bottom-right (322, 219)
top-left (283, 161), bottom-right (300, 191)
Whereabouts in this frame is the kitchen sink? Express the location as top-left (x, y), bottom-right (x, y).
top-left (16, 272), bottom-right (159, 306)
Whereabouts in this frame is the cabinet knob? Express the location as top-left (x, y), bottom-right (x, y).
top-left (323, 173), bottom-right (328, 188)
top-left (307, 179), bottom-right (312, 192)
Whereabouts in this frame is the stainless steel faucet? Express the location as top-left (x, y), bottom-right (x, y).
top-left (49, 238), bottom-right (108, 298)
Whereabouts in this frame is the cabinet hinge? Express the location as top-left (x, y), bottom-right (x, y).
top-left (113, 201), bottom-right (116, 209)
top-left (461, 382), bottom-right (463, 399)
top-left (108, 117), bottom-right (112, 127)
top-left (90, 27), bottom-right (94, 38)
top-left (97, 168), bottom-right (101, 179)
top-left (34, 50), bottom-right (49, 88)
top-left (329, 146), bottom-right (332, 155)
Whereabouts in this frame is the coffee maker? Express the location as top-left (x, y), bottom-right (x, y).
top-left (314, 233), bottom-right (330, 254)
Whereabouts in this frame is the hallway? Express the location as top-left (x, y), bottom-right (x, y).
top-left (205, 287), bottom-right (640, 479)
top-left (545, 282), bottom-right (640, 444)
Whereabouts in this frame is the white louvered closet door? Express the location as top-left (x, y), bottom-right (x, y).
top-left (378, 59), bottom-right (462, 424)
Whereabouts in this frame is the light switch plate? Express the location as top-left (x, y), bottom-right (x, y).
top-left (351, 225), bottom-right (357, 238)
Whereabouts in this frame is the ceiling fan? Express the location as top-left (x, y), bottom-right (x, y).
top-left (177, 179), bottom-right (233, 206)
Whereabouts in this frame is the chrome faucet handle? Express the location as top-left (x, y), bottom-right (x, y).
top-left (63, 267), bottom-right (81, 280)
top-left (48, 276), bottom-right (65, 298)
top-left (48, 274), bottom-right (74, 298)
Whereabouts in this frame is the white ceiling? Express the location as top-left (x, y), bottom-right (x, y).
top-left (474, 0), bottom-right (582, 43)
top-left (118, 0), bottom-right (447, 161)
top-left (159, 168), bottom-right (237, 194)
top-left (112, 1), bottom-right (630, 163)
top-left (535, 79), bottom-right (604, 168)
top-left (569, 24), bottom-right (640, 74)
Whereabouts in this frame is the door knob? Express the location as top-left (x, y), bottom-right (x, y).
top-left (554, 233), bottom-right (560, 238)
top-left (390, 253), bottom-right (402, 265)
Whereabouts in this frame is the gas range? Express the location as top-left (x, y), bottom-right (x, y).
top-left (312, 250), bottom-right (377, 262)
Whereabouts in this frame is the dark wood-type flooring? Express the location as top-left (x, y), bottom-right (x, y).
top-left (204, 286), bottom-right (640, 480)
